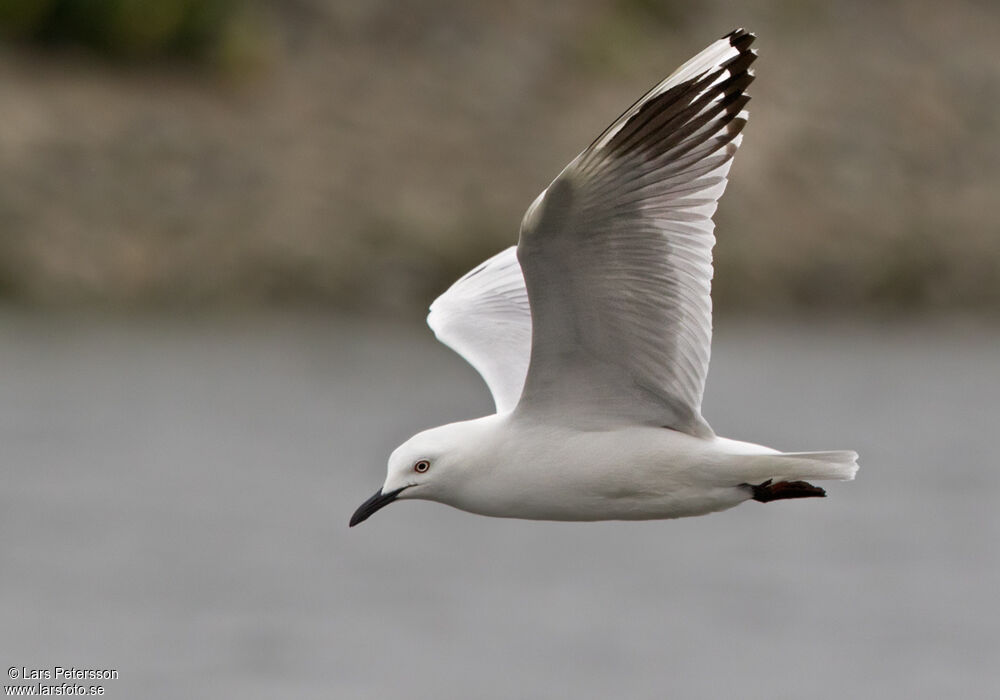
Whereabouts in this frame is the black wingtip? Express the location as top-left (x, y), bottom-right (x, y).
top-left (724, 28), bottom-right (756, 52)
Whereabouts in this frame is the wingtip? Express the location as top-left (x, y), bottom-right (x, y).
top-left (723, 28), bottom-right (756, 51)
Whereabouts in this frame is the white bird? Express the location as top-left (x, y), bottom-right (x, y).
top-left (351, 29), bottom-right (858, 527)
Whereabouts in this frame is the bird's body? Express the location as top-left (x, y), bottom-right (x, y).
top-left (405, 416), bottom-right (764, 521)
top-left (351, 29), bottom-right (858, 528)
top-left (388, 415), bottom-right (852, 522)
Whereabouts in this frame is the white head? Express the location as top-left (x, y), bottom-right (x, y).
top-left (349, 419), bottom-right (485, 526)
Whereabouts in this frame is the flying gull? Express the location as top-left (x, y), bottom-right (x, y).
top-left (351, 29), bottom-right (858, 527)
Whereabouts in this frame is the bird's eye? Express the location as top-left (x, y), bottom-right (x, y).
top-left (414, 460), bottom-right (430, 473)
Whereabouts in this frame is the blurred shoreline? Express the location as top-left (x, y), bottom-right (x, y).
top-left (1, 0), bottom-right (998, 315)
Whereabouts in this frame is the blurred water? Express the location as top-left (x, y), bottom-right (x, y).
top-left (1, 311), bottom-right (998, 699)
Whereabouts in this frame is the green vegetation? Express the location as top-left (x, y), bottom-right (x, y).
top-left (0, 0), bottom-right (267, 68)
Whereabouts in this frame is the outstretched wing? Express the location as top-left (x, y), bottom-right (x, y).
top-left (515, 29), bottom-right (757, 437)
top-left (427, 246), bottom-right (530, 414)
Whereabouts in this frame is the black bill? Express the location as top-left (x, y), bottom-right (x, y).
top-left (349, 486), bottom-right (406, 527)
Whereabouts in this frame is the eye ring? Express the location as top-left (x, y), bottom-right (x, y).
top-left (414, 460), bottom-right (430, 473)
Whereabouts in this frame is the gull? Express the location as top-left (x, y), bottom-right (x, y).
top-left (350, 29), bottom-right (858, 527)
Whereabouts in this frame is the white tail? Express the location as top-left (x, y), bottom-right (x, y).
top-left (742, 450), bottom-right (859, 483)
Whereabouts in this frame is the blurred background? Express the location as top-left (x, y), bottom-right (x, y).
top-left (1, 1), bottom-right (998, 698)
top-left (0, 0), bottom-right (998, 312)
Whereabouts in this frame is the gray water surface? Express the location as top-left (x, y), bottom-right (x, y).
top-left (1, 313), bottom-right (998, 699)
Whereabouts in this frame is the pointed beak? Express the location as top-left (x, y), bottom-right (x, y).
top-left (349, 486), bottom-right (406, 527)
